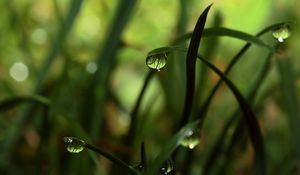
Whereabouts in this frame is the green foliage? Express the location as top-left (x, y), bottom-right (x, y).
top-left (0, 1), bottom-right (299, 175)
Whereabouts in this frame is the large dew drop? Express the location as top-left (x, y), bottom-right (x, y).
top-left (272, 25), bottom-right (291, 43)
top-left (180, 129), bottom-right (200, 149)
top-left (146, 47), bottom-right (170, 71)
top-left (64, 137), bottom-right (86, 153)
top-left (160, 158), bottom-right (174, 175)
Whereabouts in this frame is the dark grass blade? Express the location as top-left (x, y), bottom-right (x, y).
top-left (203, 50), bottom-right (274, 174)
top-left (125, 70), bottom-right (155, 146)
top-left (147, 120), bottom-right (199, 175)
top-left (196, 55), bottom-right (266, 175)
top-left (178, 4), bottom-right (212, 130)
top-left (84, 144), bottom-right (141, 175)
top-left (194, 22), bottom-right (291, 123)
top-left (0, 95), bottom-right (50, 113)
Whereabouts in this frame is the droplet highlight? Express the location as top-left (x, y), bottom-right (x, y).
top-left (160, 158), bottom-right (174, 175)
top-left (146, 47), bottom-right (170, 71)
top-left (272, 25), bottom-right (291, 43)
top-left (64, 137), bottom-right (86, 153)
top-left (180, 129), bottom-right (200, 149)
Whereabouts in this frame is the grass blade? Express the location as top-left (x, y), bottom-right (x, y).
top-left (196, 55), bottom-right (266, 175)
top-left (147, 121), bottom-right (200, 175)
top-left (194, 22), bottom-right (291, 123)
top-left (178, 4), bottom-right (212, 130)
top-left (0, 95), bottom-right (50, 113)
top-left (88, 0), bottom-right (138, 139)
top-left (125, 70), bottom-right (155, 146)
top-left (276, 51), bottom-right (300, 160)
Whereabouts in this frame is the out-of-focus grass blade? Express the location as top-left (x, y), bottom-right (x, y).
top-left (178, 4), bottom-right (212, 130)
top-left (35, 0), bottom-right (83, 92)
top-left (88, 0), bottom-right (138, 139)
top-left (0, 95), bottom-right (50, 113)
top-left (196, 55), bottom-right (266, 175)
top-left (146, 120), bottom-right (199, 175)
top-left (276, 54), bottom-right (300, 159)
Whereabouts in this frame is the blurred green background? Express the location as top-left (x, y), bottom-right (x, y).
top-left (0, 0), bottom-right (299, 174)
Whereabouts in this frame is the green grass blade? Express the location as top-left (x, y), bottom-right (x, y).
top-left (0, 95), bottom-right (50, 113)
top-left (125, 70), bottom-right (155, 146)
top-left (178, 4), bottom-right (212, 130)
top-left (147, 120), bottom-right (200, 175)
top-left (276, 53), bottom-right (300, 159)
top-left (195, 22), bottom-right (291, 122)
top-left (88, 0), bottom-right (138, 139)
top-left (35, 0), bottom-right (83, 92)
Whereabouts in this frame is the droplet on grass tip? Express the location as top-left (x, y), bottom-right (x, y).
top-left (160, 158), bottom-right (174, 175)
top-left (64, 137), bottom-right (86, 153)
top-left (272, 24), bottom-right (291, 43)
top-left (180, 128), bottom-right (200, 149)
top-left (146, 47), bottom-right (171, 71)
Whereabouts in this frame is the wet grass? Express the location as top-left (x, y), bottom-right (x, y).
top-left (0, 1), bottom-right (299, 175)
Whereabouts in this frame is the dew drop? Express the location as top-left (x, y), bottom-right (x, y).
top-left (272, 24), bottom-right (291, 43)
top-left (64, 137), bottom-right (86, 153)
top-left (146, 47), bottom-right (171, 71)
top-left (160, 158), bottom-right (174, 175)
top-left (133, 164), bottom-right (144, 172)
top-left (180, 128), bottom-right (200, 149)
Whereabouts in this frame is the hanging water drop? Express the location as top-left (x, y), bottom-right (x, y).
top-left (272, 24), bottom-right (291, 43)
top-left (160, 158), bottom-right (175, 175)
top-left (64, 137), bottom-right (86, 153)
top-left (180, 128), bottom-right (200, 149)
top-left (146, 47), bottom-right (171, 71)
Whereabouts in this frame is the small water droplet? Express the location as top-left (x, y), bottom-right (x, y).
top-left (272, 24), bottom-right (291, 43)
top-left (180, 129), bottom-right (200, 149)
top-left (160, 158), bottom-right (174, 175)
top-left (133, 164), bottom-right (145, 172)
top-left (64, 137), bottom-right (86, 153)
top-left (146, 47), bottom-right (171, 71)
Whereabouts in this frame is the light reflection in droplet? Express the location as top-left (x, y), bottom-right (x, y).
top-left (180, 128), bottom-right (200, 149)
top-left (31, 28), bottom-right (47, 45)
top-left (272, 24), bottom-right (291, 43)
top-left (64, 137), bottom-right (86, 153)
top-left (9, 62), bottom-right (29, 82)
top-left (85, 62), bottom-right (98, 74)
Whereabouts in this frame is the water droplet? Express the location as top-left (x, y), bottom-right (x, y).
top-left (146, 47), bottom-right (171, 71)
top-left (180, 129), bottom-right (200, 149)
top-left (133, 164), bottom-right (144, 172)
top-left (272, 25), bottom-right (291, 43)
top-left (64, 137), bottom-right (86, 153)
top-left (160, 158), bottom-right (174, 175)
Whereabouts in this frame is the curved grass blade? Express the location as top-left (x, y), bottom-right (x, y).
top-left (178, 4), bottom-right (212, 130)
top-left (0, 95), bottom-right (50, 113)
top-left (196, 55), bottom-right (266, 175)
top-left (195, 21), bottom-right (292, 123)
top-left (203, 50), bottom-right (274, 174)
top-left (146, 120), bottom-right (200, 175)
